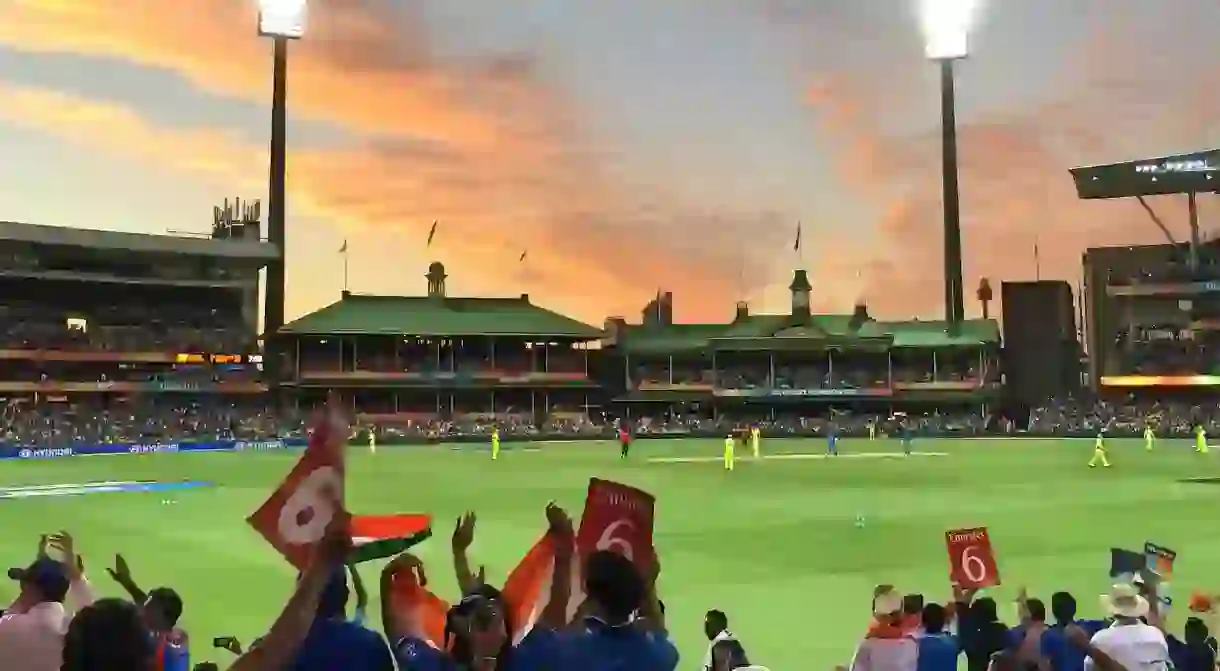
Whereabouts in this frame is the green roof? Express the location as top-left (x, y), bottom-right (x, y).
top-left (280, 293), bottom-right (603, 338)
top-left (610, 312), bottom-right (999, 354)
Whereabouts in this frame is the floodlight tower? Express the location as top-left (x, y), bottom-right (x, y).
top-left (258, 0), bottom-right (306, 391)
top-left (922, 0), bottom-right (977, 326)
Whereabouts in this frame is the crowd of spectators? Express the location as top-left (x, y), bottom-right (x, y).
top-left (849, 578), bottom-right (1210, 671)
top-left (0, 400), bottom-right (303, 448)
top-left (297, 340), bottom-right (590, 376)
top-left (1108, 330), bottom-right (1220, 377)
top-left (1029, 396), bottom-right (1220, 436)
top-left (634, 354), bottom-right (995, 391)
top-left (0, 302), bottom-right (251, 355)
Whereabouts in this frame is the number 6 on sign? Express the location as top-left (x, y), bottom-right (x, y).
top-left (945, 527), bottom-right (1001, 589)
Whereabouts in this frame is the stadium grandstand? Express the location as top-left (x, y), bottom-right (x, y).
top-left (0, 205), bottom-right (292, 453)
top-left (277, 261), bottom-right (605, 440)
top-left (1073, 149), bottom-right (1220, 394)
top-left (603, 268), bottom-right (1002, 433)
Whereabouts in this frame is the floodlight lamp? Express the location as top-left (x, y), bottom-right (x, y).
top-left (920, 0), bottom-right (978, 60)
top-left (259, 0), bottom-right (307, 39)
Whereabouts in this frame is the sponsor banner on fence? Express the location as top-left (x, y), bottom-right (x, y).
top-left (0, 438), bottom-right (306, 460)
top-left (715, 387), bottom-right (893, 398)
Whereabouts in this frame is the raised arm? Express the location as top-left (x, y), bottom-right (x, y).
top-left (537, 502), bottom-right (575, 631)
top-left (229, 511), bottom-right (351, 671)
top-left (451, 512), bottom-right (481, 595)
top-left (348, 563), bottom-right (368, 624)
top-left (379, 553), bottom-right (429, 645)
top-left (105, 554), bottom-right (148, 606)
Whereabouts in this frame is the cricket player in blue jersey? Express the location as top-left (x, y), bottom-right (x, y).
top-left (827, 420), bottom-right (838, 456)
top-left (901, 419), bottom-right (913, 456)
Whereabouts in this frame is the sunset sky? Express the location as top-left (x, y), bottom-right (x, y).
top-left (0, 0), bottom-right (1216, 326)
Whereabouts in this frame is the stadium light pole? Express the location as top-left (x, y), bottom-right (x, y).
top-left (258, 0), bottom-right (305, 393)
top-left (922, 0), bottom-right (977, 326)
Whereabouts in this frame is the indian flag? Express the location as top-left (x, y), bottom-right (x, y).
top-left (390, 531), bottom-right (566, 649)
top-left (350, 514), bottom-right (432, 564)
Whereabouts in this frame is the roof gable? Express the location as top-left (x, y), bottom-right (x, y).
top-left (280, 293), bottom-right (602, 338)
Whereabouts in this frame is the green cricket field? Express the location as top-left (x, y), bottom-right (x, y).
top-left (1, 437), bottom-right (1216, 670)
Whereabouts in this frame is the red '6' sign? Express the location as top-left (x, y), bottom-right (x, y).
top-left (945, 527), bottom-right (1001, 589)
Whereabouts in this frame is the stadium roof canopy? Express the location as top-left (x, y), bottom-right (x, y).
top-left (279, 292), bottom-right (604, 339)
top-left (0, 221), bottom-right (278, 260)
top-left (610, 314), bottom-right (1000, 355)
top-left (1070, 149), bottom-right (1220, 199)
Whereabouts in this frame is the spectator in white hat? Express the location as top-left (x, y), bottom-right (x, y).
top-left (1085, 584), bottom-right (1169, 671)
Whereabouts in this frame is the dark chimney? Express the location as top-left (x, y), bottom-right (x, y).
top-left (734, 301), bottom-right (749, 321)
top-left (849, 302), bottom-right (871, 330)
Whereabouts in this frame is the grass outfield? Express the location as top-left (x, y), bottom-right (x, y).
top-left (1, 437), bottom-right (1219, 669)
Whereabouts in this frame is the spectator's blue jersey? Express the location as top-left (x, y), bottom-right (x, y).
top-left (154, 629), bottom-right (190, 671)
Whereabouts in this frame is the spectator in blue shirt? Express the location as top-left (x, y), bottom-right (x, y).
top-left (521, 504), bottom-right (677, 671)
top-left (1167, 616), bottom-right (1217, 671)
top-left (289, 568), bottom-right (394, 671)
top-left (1040, 592), bottom-right (1106, 671)
top-left (556, 550), bottom-right (678, 671)
top-left (916, 603), bottom-right (959, 671)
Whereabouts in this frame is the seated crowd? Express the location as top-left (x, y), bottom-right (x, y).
top-left (0, 400), bottom-right (304, 448)
top-left (1028, 397), bottom-right (1220, 436)
top-left (0, 303), bottom-right (250, 355)
top-left (635, 355), bottom-right (992, 392)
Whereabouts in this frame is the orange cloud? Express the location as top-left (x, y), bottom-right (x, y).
top-left (800, 2), bottom-right (1220, 319)
top-left (0, 0), bottom-right (789, 324)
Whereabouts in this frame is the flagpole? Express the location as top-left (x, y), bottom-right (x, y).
top-left (340, 240), bottom-right (349, 292)
top-left (1034, 238), bottom-right (1041, 281)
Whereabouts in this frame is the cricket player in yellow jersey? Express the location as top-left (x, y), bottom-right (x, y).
top-left (368, 427), bottom-right (377, 455)
top-left (491, 426), bottom-right (501, 460)
top-left (1196, 425), bottom-right (1209, 454)
top-left (1088, 430), bottom-right (1111, 468)
top-left (723, 434), bottom-right (736, 471)
top-left (1143, 423), bottom-right (1155, 451)
top-left (750, 425), bottom-right (761, 459)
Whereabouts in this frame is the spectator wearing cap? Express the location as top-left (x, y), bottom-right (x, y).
top-left (850, 587), bottom-right (917, 671)
top-left (0, 533), bottom-right (96, 671)
top-left (1085, 584), bottom-right (1169, 671)
top-left (288, 568), bottom-right (394, 671)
